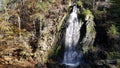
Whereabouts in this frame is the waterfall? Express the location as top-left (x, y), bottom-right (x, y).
top-left (59, 0), bottom-right (96, 67)
top-left (62, 4), bottom-right (83, 67)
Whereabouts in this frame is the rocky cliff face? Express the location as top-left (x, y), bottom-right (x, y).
top-left (0, 0), bottom-right (71, 67)
top-left (34, 0), bottom-right (68, 64)
top-left (0, 0), bottom-right (120, 68)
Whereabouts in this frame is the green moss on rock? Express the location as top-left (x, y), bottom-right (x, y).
top-left (76, 0), bottom-right (83, 7)
top-left (36, 1), bottom-right (51, 12)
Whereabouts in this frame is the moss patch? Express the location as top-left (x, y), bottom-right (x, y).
top-left (36, 1), bottom-right (51, 12)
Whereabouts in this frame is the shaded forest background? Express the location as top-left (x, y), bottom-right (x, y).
top-left (0, 0), bottom-right (120, 68)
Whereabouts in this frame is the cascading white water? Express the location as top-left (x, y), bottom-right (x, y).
top-left (62, 5), bottom-right (83, 67)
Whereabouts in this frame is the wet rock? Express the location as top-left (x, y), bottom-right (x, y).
top-left (106, 59), bottom-right (117, 65)
top-left (35, 62), bottom-right (46, 68)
